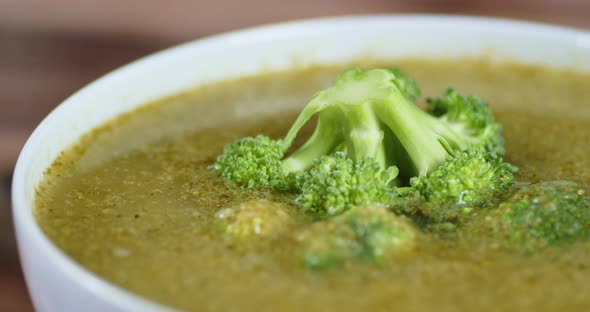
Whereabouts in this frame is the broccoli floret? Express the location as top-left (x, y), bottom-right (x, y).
top-left (386, 66), bottom-right (421, 102)
top-left (425, 88), bottom-right (505, 156)
top-left (406, 150), bottom-right (518, 221)
top-left (214, 67), bottom-right (510, 216)
top-left (486, 181), bottom-right (590, 252)
top-left (296, 152), bottom-right (399, 217)
top-left (214, 135), bottom-right (287, 189)
top-left (215, 199), bottom-right (295, 241)
top-left (294, 206), bottom-right (416, 269)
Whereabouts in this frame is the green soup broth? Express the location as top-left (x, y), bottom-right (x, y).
top-left (35, 59), bottom-right (590, 312)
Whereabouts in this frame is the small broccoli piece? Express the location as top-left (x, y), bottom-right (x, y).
top-left (213, 135), bottom-right (295, 190)
top-left (486, 181), bottom-right (590, 252)
top-left (296, 152), bottom-right (399, 217)
top-left (215, 199), bottom-right (295, 241)
top-left (406, 150), bottom-right (518, 221)
top-left (294, 206), bottom-right (416, 269)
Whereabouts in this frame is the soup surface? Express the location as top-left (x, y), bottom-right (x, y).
top-left (36, 59), bottom-right (590, 311)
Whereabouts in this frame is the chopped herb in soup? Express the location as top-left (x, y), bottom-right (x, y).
top-left (35, 59), bottom-right (590, 311)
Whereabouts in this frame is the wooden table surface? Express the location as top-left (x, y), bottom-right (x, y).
top-left (1, 0), bottom-right (589, 310)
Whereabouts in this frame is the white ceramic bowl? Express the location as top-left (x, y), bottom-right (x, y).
top-left (12, 15), bottom-right (590, 312)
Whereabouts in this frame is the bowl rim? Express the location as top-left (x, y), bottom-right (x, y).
top-left (11, 14), bottom-right (590, 311)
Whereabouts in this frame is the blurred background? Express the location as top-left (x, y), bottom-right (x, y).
top-left (1, 0), bottom-right (589, 310)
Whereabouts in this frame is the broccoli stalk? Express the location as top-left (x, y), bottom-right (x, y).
top-left (280, 69), bottom-right (394, 173)
top-left (282, 69), bottom-right (504, 179)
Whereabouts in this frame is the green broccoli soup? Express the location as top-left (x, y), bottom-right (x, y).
top-left (35, 59), bottom-right (590, 312)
